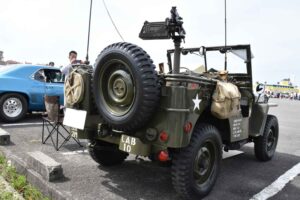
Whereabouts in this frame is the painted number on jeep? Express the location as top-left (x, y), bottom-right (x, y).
top-left (119, 135), bottom-right (137, 153)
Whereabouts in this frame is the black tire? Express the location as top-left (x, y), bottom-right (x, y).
top-left (93, 42), bottom-right (160, 131)
top-left (172, 123), bottom-right (222, 199)
top-left (254, 115), bottom-right (279, 161)
top-left (88, 140), bottom-right (129, 166)
top-left (0, 93), bottom-right (28, 122)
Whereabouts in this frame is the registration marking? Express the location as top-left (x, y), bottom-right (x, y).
top-left (120, 135), bottom-right (137, 153)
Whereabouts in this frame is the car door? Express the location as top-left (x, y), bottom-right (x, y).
top-left (43, 69), bottom-right (64, 105)
top-left (30, 69), bottom-right (48, 109)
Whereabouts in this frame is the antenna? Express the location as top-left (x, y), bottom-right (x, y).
top-left (224, 0), bottom-right (227, 70)
top-left (86, 0), bottom-right (93, 63)
top-left (102, 0), bottom-right (125, 41)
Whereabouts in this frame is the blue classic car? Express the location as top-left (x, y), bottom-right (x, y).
top-left (0, 64), bottom-right (64, 122)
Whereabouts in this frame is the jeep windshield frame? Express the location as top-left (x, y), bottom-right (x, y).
top-left (167, 44), bottom-right (252, 77)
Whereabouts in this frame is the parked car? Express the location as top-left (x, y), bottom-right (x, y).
top-left (0, 64), bottom-right (64, 122)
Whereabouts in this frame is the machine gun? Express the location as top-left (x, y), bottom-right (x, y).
top-left (139, 7), bottom-right (185, 41)
top-left (139, 7), bottom-right (186, 74)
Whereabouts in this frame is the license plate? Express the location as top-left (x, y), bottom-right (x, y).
top-left (63, 108), bottom-right (87, 130)
top-left (119, 135), bottom-right (139, 153)
top-left (119, 134), bottom-right (151, 156)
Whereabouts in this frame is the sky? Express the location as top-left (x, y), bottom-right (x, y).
top-left (0, 0), bottom-right (300, 86)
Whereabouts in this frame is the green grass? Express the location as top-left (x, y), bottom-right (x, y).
top-left (0, 191), bottom-right (14, 200)
top-left (0, 155), bottom-right (49, 200)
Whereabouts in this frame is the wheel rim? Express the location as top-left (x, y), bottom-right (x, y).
top-left (193, 140), bottom-right (216, 186)
top-left (267, 129), bottom-right (276, 151)
top-left (99, 59), bottom-right (135, 116)
top-left (3, 97), bottom-right (23, 118)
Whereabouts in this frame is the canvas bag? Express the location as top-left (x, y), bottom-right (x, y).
top-left (65, 71), bottom-right (84, 106)
top-left (211, 81), bottom-right (241, 119)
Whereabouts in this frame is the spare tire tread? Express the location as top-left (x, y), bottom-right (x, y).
top-left (93, 42), bottom-right (160, 131)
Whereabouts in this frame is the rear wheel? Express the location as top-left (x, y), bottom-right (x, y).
top-left (254, 115), bottom-right (279, 161)
top-left (88, 140), bottom-right (128, 166)
top-left (0, 93), bottom-right (28, 122)
top-left (172, 123), bottom-right (222, 199)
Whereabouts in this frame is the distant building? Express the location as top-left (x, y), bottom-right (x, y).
top-left (5, 60), bottom-right (21, 65)
top-left (265, 78), bottom-right (299, 94)
top-left (279, 78), bottom-right (292, 86)
top-left (0, 51), bottom-right (23, 65)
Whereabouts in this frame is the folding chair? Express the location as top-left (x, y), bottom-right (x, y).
top-left (42, 95), bottom-right (82, 151)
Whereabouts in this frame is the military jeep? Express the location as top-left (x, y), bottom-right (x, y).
top-left (64, 7), bottom-right (279, 200)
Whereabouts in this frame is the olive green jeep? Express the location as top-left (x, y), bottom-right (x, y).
top-left (64, 7), bottom-right (279, 200)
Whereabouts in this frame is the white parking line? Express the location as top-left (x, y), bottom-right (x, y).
top-left (222, 150), bottom-right (244, 159)
top-left (61, 149), bottom-right (244, 158)
top-left (1, 122), bottom-right (43, 127)
top-left (60, 149), bottom-right (88, 155)
top-left (250, 162), bottom-right (300, 200)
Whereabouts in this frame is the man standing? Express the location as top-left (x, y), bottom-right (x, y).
top-left (61, 50), bottom-right (83, 106)
top-left (60, 50), bottom-right (83, 78)
top-left (48, 61), bottom-right (55, 66)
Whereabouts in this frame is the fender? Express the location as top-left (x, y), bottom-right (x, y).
top-left (249, 103), bottom-right (272, 137)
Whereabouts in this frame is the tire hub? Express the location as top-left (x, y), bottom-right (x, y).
top-left (112, 78), bottom-right (127, 98)
top-left (267, 129), bottom-right (275, 151)
top-left (3, 97), bottom-right (23, 117)
top-left (104, 66), bottom-right (135, 116)
top-left (194, 142), bottom-right (216, 186)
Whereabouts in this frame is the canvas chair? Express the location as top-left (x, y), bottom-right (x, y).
top-left (42, 95), bottom-right (82, 151)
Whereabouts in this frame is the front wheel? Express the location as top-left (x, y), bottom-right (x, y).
top-left (171, 123), bottom-right (222, 199)
top-left (254, 115), bottom-right (279, 161)
top-left (0, 93), bottom-right (28, 122)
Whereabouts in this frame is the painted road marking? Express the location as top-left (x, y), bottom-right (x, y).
top-left (223, 150), bottom-right (244, 159)
top-left (250, 162), bottom-right (300, 200)
top-left (60, 149), bottom-right (88, 155)
top-left (1, 122), bottom-right (43, 127)
top-left (61, 149), bottom-right (244, 159)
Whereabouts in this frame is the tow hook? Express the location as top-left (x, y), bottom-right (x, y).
top-left (97, 124), bottom-right (110, 137)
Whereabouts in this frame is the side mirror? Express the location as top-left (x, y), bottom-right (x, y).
top-left (256, 83), bottom-right (265, 94)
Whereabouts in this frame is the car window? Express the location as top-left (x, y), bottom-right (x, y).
top-left (33, 69), bottom-right (46, 82)
top-left (44, 69), bottom-right (64, 83)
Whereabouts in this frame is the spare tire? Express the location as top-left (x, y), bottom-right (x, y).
top-left (93, 42), bottom-right (160, 131)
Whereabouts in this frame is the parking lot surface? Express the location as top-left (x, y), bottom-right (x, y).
top-left (0, 98), bottom-right (299, 200)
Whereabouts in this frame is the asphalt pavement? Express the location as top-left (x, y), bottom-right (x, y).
top-left (0, 98), bottom-right (299, 200)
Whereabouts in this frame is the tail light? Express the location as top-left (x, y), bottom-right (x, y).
top-left (184, 122), bottom-right (193, 133)
top-left (159, 131), bottom-right (169, 142)
top-left (158, 150), bottom-right (169, 162)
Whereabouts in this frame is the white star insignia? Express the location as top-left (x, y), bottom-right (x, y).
top-left (193, 94), bottom-right (201, 111)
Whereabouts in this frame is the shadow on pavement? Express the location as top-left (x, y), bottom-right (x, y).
top-left (1, 116), bottom-right (299, 200)
top-left (98, 160), bottom-right (178, 200)
top-left (93, 147), bottom-right (300, 200)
